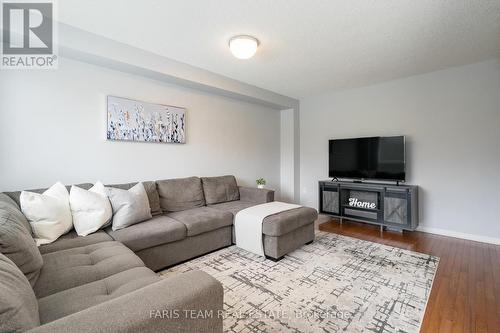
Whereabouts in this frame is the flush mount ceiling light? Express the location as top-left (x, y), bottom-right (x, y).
top-left (229, 35), bottom-right (259, 59)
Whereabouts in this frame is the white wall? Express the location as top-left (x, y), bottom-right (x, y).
top-left (280, 109), bottom-right (295, 202)
top-left (300, 58), bottom-right (500, 243)
top-left (0, 58), bottom-right (281, 193)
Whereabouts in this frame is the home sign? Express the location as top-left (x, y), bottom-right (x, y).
top-left (348, 198), bottom-right (377, 209)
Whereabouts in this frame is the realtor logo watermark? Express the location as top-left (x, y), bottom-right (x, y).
top-left (1, 0), bottom-right (57, 69)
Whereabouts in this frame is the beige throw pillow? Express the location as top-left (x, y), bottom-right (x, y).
top-left (70, 182), bottom-right (112, 236)
top-left (20, 182), bottom-right (73, 246)
top-left (106, 183), bottom-right (152, 231)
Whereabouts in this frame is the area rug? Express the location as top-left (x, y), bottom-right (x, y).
top-left (160, 231), bottom-right (439, 333)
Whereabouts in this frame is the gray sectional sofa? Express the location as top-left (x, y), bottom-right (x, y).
top-left (0, 175), bottom-right (317, 333)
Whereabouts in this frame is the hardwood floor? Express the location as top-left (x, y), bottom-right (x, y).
top-left (318, 218), bottom-right (500, 333)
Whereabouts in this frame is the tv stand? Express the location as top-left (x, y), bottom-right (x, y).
top-left (319, 180), bottom-right (418, 231)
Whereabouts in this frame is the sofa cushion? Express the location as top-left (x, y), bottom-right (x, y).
top-left (0, 194), bottom-right (43, 287)
top-left (107, 181), bottom-right (162, 216)
top-left (0, 253), bottom-right (40, 332)
top-left (38, 267), bottom-right (160, 324)
top-left (157, 177), bottom-right (206, 212)
top-left (209, 200), bottom-right (255, 216)
top-left (34, 241), bottom-right (146, 298)
top-left (106, 215), bottom-right (186, 252)
top-left (0, 193), bottom-right (32, 231)
top-left (38, 230), bottom-right (112, 255)
top-left (201, 175), bottom-right (240, 205)
top-left (167, 207), bottom-right (233, 237)
top-left (239, 186), bottom-right (275, 204)
top-left (262, 207), bottom-right (318, 237)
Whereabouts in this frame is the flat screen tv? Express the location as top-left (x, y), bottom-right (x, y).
top-left (329, 136), bottom-right (405, 182)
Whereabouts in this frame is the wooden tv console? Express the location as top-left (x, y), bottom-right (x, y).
top-left (318, 180), bottom-right (419, 232)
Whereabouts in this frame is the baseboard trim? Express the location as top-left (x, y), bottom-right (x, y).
top-left (416, 226), bottom-right (500, 245)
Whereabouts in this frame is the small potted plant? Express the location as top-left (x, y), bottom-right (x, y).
top-left (256, 178), bottom-right (266, 189)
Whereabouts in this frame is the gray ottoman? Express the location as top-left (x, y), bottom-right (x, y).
top-left (262, 207), bottom-right (318, 260)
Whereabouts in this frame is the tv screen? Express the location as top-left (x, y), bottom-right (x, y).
top-left (329, 136), bottom-right (405, 181)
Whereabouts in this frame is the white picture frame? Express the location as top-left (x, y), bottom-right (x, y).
top-left (106, 96), bottom-right (186, 144)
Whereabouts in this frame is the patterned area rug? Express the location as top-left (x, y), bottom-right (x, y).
top-left (160, 231), bottom-right (439, 333)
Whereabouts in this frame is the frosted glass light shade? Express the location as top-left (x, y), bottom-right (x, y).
top-left (229, 35), bottom-right (259, 59)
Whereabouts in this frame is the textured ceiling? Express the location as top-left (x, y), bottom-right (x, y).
top-left (58, 0), bottom-right (500, 98)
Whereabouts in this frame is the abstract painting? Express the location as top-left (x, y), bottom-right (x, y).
top-left (107, 96), bottom-right (186, 143)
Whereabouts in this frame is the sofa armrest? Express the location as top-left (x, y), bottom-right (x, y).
top-left (239, 186), bottom-right (274, 204)
top-left (28, 270), bottom-right (223, 333)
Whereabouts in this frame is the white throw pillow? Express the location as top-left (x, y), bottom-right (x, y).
top-left (107, 182), bottom-right (152, 231)
top-left (20, 182), bottom-right (73, 246)
top-left (70, 182), bottom-right (112, 237)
